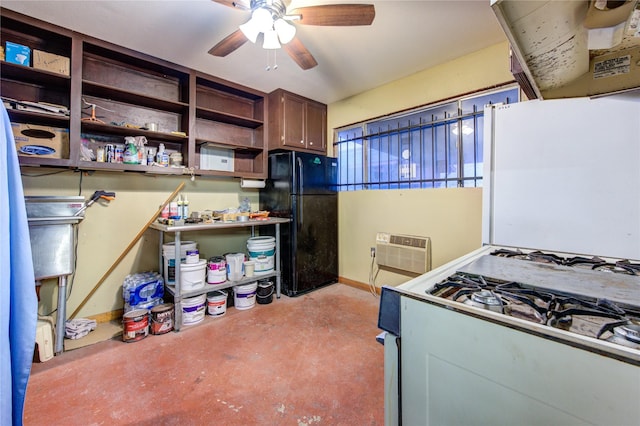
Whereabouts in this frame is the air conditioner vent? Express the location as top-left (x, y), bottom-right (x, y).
top-left (375, 232), bottom-right (431, 274)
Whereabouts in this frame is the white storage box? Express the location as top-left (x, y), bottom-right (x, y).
top-left (200, 145), bottom-right (234, 172)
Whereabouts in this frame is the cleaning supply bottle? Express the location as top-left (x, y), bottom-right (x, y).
top-left (157, 143), bottom-right (169, 167)
top-left (123, 137), bottom-right (138, 164)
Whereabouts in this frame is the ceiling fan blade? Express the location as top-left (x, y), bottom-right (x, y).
top-left (208, 29), bottom-right (248, 57)
top-left (212, 0), bottom-right (251, 10)
top-left (283, 37), bottom-right (318, 70)
top-left (289, 4), bottom-right (375, 26)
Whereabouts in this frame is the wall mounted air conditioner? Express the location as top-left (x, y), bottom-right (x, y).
top-left (375, 232), bottom-right (431, 274)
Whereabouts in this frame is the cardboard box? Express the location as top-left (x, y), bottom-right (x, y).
top-left (5, 41), bottom-right (31, 66)
top-left (11, 122), bottom-right (69, 159)
top-left (33, 49), bottom-right (70, 76)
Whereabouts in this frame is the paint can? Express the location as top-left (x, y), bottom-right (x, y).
top-left (207, 256), bottom-right (227, 284)
top-left (182, 294), bottom-right (206, 325)
top-left (233, 282), bottom-right (258, 310)
top-left (256, 279), bottom-right (274, 305)
top-left (162, 241), bottom-right (197, 285)
top-left (247, 236), bottom-right (276, 275)
top-left (150, 303), bottom-right (174, 335)
top-left (207, 290), bottom-right (228, 317)
top-left (180, 259), bottom-right (206, 293)
top-left (122, 309), bottom-right (149, 342)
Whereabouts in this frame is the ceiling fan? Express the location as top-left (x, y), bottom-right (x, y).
top-left (209, 0), bottom-right (375, 70)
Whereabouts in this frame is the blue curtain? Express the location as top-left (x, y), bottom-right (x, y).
top-left (1, 103), bottom-right (38, 425)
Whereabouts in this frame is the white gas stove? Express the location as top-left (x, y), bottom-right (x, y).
top-left (379, 97), bottom-right (640, 426)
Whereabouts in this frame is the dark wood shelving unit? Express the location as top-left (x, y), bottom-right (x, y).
top-left (2, 7), bottom-right (269, 178)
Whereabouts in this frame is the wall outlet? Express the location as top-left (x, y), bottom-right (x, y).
top-left (370, 247), bottom-right (376, 257)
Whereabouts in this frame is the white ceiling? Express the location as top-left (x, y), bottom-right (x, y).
top-left (3, 0), bottom-right (508, 104)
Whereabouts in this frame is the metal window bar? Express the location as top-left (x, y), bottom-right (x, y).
top-left (335, 87), bottom-right (518, 191)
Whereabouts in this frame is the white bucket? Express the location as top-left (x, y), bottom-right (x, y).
top-left (207, 290), bottom-right (227, 317)
top-left (247, 237), bottom-right (276, 275)
top-left (182, 294), bottom-right (206, 325)
top-left (163, 241), bottom-right (197, 285)
top-left (233, 282), bottom-right (258, 310)
top-left (180, 259), bottom-right (206, 293)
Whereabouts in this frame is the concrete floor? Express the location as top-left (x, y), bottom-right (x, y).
top-left (24, 284), bottom-right (384, 425)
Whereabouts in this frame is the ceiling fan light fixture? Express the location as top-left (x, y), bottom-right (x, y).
top-left (252, 7), bottom-right (274, 33)
top-left (263, 29), bottom-right (281, 49)
top-left (274, 18), bottom-right (296, 44)
top-left (239, 19), bottom-right (261, 43)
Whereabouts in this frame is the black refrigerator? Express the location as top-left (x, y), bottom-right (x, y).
top-left (260, 151), bottom-right (338, 297)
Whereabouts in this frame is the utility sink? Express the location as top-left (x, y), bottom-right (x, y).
top-left (25, 196), bottom-right (85, 280)
top-left (26, 196), bottom-right (86, 355)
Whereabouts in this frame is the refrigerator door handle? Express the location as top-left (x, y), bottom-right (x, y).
top-left (297, 157), bottom-right (304, 196)
top-left (297, 157), bottom-right (304, 227)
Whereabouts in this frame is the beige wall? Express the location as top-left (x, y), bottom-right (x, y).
top-left (23, 170), bottom-right (260, 318)
top-left (328, 41), bottom-right (513, 288)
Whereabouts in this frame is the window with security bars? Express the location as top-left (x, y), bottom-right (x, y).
top-left (335, 86), bottom-right (519, 191)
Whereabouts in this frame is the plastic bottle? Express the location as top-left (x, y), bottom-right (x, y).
top-left (177, 196), bottom-right (184, 220)
top-left (182, 195), bottom-right (189, 219)
top-left (123, 137), bottom-right (138, 164)
top-left (157, 143), bottom-right (169, 167)
top-left (169, 201), bottom-right (179, 218)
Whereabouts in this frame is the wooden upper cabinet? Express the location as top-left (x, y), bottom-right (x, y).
top-left (268, 89), bottom-right (327, 153)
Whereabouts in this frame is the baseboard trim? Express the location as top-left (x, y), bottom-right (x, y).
top-left (339, 277), bottom-right (381, 295)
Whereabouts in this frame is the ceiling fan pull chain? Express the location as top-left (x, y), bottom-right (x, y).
top-left (265, 49), bottom-right (278, 71)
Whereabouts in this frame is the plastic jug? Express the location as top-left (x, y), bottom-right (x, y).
top-left (225, 253), bottom-right (245, 281)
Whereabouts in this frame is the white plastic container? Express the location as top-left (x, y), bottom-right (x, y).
top-left (162, 241), bottom-right (197, 285)
top-left (180, 259), bottom-right (206, 293)
top-left (244, 260), bottom-right (255, 277)
top-left (247, 236), bottom-right (276, 275)
top-left (233, 282), bottom-right (258, 310)
top-left (207, 256), bottom-right (227, 284)
top-left (207, 290), bottom-right (227, 317)
top-left (226, 253), bottom-right (245, 281)
top-left (181, 294), bottom-right (206, 325)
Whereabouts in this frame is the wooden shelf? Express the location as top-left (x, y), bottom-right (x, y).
top-left (196, 106), bottom-right (263, 129)
top-left (82, 80), bottom-right (189, 113)
top-left (6, 109), bottom-right (70, 126)
top-left (1, 61), bottom-right (70, 87)
top-left (77, 160), bottom-right (187, 174)
top-left (81, 121), bottom-right (188, 143)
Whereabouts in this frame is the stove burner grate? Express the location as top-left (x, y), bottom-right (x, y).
top-left (429, 272), bottom-right (640, 347)
top-left (490, 249), bottom-right (640, 276)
